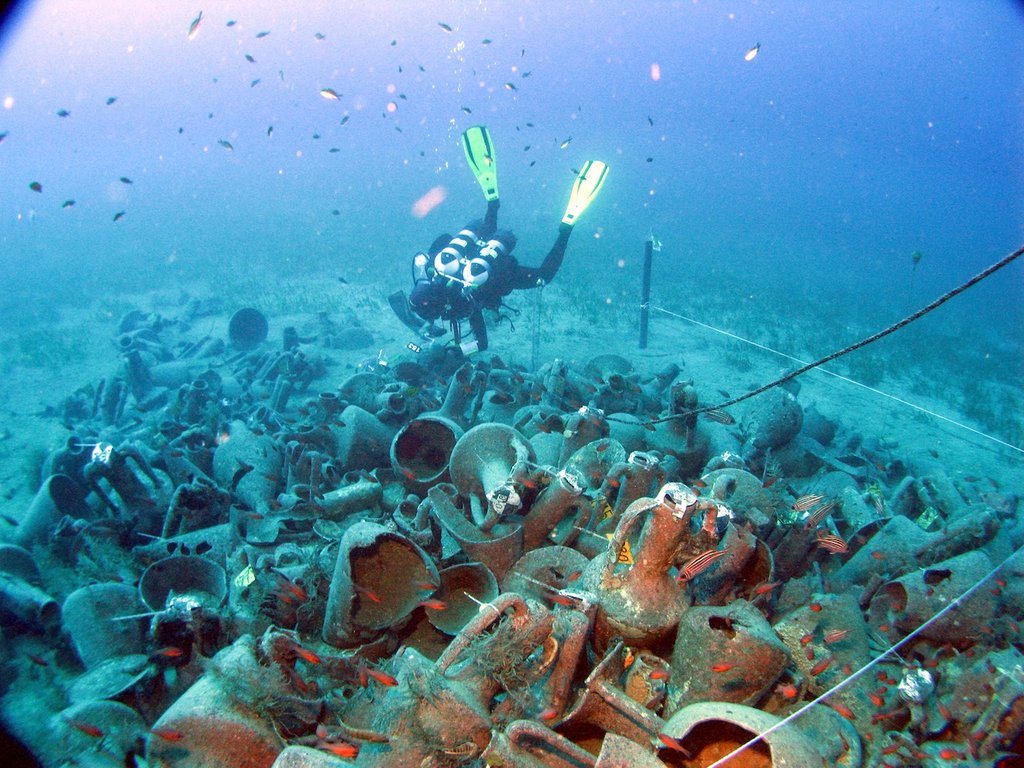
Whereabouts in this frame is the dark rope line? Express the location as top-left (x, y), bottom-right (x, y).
top-left (646, 243), bottom-right (1024, 424)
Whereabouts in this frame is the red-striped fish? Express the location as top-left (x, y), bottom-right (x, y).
top-left (803, 499), bottom-right (837, 530)
top-left (703, 408), bottom-right (735, 425)
top-left (824, 628), bottom-right (850, 644)
top-left (678, 549), bottom-right (729, 582)
top-left (816, 533), bottom-right (849, 554)
top-left (792, 494), bottom-right (824, 512)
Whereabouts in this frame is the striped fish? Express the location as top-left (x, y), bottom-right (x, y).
top-left (792, 493), bottom-right (825, 513)
top-left (703, 408), bottom-right (735, 425)
top-left (816, 533), bottom-right (849, 554)
top-left (803, 499), bottom-right (837, 530)
top-left (678, 549), bottom-right (729, 582)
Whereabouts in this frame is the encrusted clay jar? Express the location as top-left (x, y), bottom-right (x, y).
top-left (583, 494), bottom-right (691, 654)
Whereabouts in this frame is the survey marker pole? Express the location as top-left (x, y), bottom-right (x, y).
top-left (639, 234), bottom-right (658, 348)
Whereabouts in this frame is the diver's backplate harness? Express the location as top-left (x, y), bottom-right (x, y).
top-left (412, 226), bottom-right (516, 344)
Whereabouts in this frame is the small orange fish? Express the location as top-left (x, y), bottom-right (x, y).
top-left (355, 584), bottom-right (382, 603)
top-left (293, 646), bottom-right (321, 665)
top-left (277, 575), bottom-right (308, 602)
top-left (365, 668), bottom-right (398, 687)
top-left (65, 718), bottom-right (104, 738)
top-left (151, 646), bottom-right (185, 658)
top-left (657, 733), bottom-right (691, 756)
top-left (415, 581), bottom-right (439, 591)
top-left (565, 570), bottom-right (582, 582)
top-left (419, 599), bottom-right (447, 611)
top-left (751, 580), bottom-right (782, 595)
top-left (799, 633), bottom-right (814, 646)
top-left (809, 602), bottom-right (823, 612)
top-left (150, 727), bottom-right (185, 741)
top-left (867, 692), bottom-right (885, 708)
top-left (810, 656), bottom-right (834, 676)
top-left (548, 592), bottom-right (580, 606)
top-left (938, 748), bottom-right (964, 760)
top-left (871, 550), bottom-right (886, 560)
top-left (649, 669), bottom-right (670, 680)
top-left (623, 647), bottom-right (635, 668)
top-left (711, 663), bottom-right (735, 673)
top-left (319, 741), bottom-right (359, 758)
top-left (937, 698), bottom-right (952, 720)
top-left (830, 701), bottom-right (856, 721)
top-left (539, 707), bottom-right (559, 721)
top-left (779, 684), bottom-right (799, 699)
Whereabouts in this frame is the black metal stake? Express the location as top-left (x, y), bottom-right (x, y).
top-left (639, 236), bottom-right (653, 348)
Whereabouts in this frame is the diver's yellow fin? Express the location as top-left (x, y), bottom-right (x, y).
top-left (561, 160), bottom-right (609, 226)
top-left (461, 125), bottom-right (499, 201)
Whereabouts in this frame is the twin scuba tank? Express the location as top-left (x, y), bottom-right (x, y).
top-left (416, 227), bottom-right (517, 292)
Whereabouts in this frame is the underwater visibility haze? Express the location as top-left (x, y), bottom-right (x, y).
top-left (0, 1), bottom-right (1022, 766)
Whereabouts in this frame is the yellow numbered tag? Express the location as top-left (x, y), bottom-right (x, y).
top-left (606, 534), bottom-right (635, 565)
top-left (233, 564), bottom-right (256, 588)
top-left (600, 501), bottom-right (614, 520)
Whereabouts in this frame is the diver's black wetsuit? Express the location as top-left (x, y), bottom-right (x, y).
top-left (403, 199), bottom-right (573, 351)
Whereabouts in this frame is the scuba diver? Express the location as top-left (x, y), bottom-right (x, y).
top-left (389, 125), bottom-right (608, 353)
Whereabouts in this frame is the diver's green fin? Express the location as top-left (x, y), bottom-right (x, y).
top-left (561, 160), bottom-right (609, 226)
top-left (462, 125), bottom-right (499, 201)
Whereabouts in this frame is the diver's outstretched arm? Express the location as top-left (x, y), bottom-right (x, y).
top-left (507, 223), bottom-right (572, 289)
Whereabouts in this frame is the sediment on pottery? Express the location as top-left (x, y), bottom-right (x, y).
top-left (585, 492), bottom-right (695, 654)
top-left (62, 582), bottom-right (148, 669)
top-left (0, 544), bottom-right (61, 632)
top-left (322, 521), bottom-right (439, 648)
top-left (428, 484), bottom-right (524, 580)
top-left (869, 549), bottom-right (997, 646)
top-left (138, 554), bottom-right (228, 611)
top-left (666, 601), bottom-right (790, 715)
top-left (427, 562), bottom-right (499, 635)
top-left (662, 701), bottom-right (824, 767)
top-left (391, 414), bottom-right (464, 487)
top-left (449, 422), bottom-right (535, 527)
top-left (12, 473), bottom-right (93, 548)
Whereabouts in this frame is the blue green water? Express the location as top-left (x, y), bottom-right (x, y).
top-left (2, 1), bottom-right (1021, 444)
